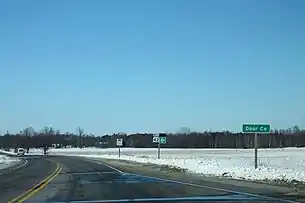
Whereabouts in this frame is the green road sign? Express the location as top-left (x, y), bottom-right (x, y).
top-left (242, 124), bottom-right (271, 133)
top-left (159, 137), bottom-right (166, 144)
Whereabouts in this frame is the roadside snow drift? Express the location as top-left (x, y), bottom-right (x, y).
top-left (0, 149), bottom-right (17, 156)
top-left (0, 155), bottom-right (19, 170)
top-left (34, 147), bottom-right (305, 182)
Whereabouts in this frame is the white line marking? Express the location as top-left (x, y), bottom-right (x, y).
top-left (0, 159), bottom-right (28, 176)
top-left (128, 173), bottom-right (299, 203)
top-left (86, 158), bottom-right (123, 173)
top-left (46, 194), bottom-right (260, 203)
top-left (14, 159), bottom-right (28, 170)
top-left (71, 171), bottom-right (117, 175)
top-left (85, 158), bottom-right (299, 203)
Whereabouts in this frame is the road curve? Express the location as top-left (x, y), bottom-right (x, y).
top-left (0, 155), bottom-right (302, 203)
top-left (8, 155), bottom-right (298, 203)
top-left (0, 155), bottom-right (57, 203)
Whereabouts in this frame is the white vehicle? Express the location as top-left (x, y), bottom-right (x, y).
top-left (17, 148), bottom-right (25, 156)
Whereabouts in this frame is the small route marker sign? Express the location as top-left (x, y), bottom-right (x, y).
top-left (159, 133), bottom-right (167, 144)
top-left (159, 137), bottom-right (166, 144)
top-left (152, 137), bottom-right (159, 143)
top-left (116, 138), bottom-right (123, 146)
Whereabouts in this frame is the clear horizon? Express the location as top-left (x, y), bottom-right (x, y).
top-left (0, 124), bottom-right (303, 136)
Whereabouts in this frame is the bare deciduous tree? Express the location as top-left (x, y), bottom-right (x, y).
top-left (23, 127), bottom-right (35, 153)
top-left (0, 125), bottom-right (305, 149)
top-left (76, 126), bottom-right (84, 148)
top-left (41, 126), bottom-right (54, 155)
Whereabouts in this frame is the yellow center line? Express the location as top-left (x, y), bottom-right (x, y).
top-left (8, 163), bottom-right (62, 203)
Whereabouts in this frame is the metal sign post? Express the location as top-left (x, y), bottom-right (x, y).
top-left (153, 134), bottom-right (160, 159)
top-left (158, 133), bottom-right (166, 159)
top-left (157, 141), bottom-right (160, 159)
top-left (119, 146), bottom-right (121, 158)
top-left (242, 124), bottom-right (270, 169)
top-left (116, 138), bottom-right (123, 158)
top-left (254, 133), bottom-right (258, 169)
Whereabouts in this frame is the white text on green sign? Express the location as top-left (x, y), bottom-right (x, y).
top-left (242, 124), bottom-right (271, 133)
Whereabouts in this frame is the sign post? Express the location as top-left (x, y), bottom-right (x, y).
top-left (242, 124), bottom-right (271, 169)
top-left (153, 133), bottom-right (167, 159)
top-left (254, 133), bottom-right (258, 169)
top-left (116, 138), bottom-right (123, 157)
top-left (158, 140), bottom-right (161, 159)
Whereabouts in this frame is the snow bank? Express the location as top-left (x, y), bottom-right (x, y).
top-left (0, 149), bottom-right (17, 156)
top-left (0, 155), bottom-right (20, 170)
top-left (46, 147), bottom-right (305, 182)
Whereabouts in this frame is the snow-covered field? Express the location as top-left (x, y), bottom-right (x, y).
top-left (34, 147), bottom-right (305, 183)
top-left (1, 146), bottom-right (304, 183)
top-left (0, 155), bottom-right (19, 170)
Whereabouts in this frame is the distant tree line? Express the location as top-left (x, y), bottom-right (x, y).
top-left (0, 125), bottom-right (304, 153)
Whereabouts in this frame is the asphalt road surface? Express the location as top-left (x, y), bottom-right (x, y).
top-left (0, 155), bottom-right (303, 203)
top-left (0, 155), bottom-right (57, 202)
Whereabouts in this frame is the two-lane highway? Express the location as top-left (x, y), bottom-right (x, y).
top-left (44, 156), bottom-right (234, 202)
top-left (0, 155), bottom-right (302, 203)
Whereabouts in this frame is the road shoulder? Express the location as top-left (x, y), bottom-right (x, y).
top-left (0, 157), bottom-right (26, 174)
top-left (90, 158), bottom-right (305, 203)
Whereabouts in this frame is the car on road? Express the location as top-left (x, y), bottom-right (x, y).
top-left (17, 148), bottom-right (25, 156)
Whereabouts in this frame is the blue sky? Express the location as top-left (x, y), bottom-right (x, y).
top-left (1, 0), bottom-right (304, 135)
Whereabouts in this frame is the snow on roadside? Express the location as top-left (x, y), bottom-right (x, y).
top-left (48, 147), bottom-right (305, 182)
top-left (0, 155), bottom-right (20, 170)
top-left (0, 149), bottom-right (17, 156)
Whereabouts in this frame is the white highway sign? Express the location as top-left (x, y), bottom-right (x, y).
top-left (153, 137), bottom-right (159, 143)
top-left (116, 138), bottom-right (123, 146)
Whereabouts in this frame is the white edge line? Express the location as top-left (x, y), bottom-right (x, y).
top-left (87, 158), bottom-right (123, 173)
top-left (86, 157), bottom-right (298, 203)
top-left (130, 173), bottom-right (299, 203)
top-left (0, 158), bottom-right (27, 175)
top-left (14, 158), bottom-right (28, 170)
top-left (71, 172), bottom-right (117, 175)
